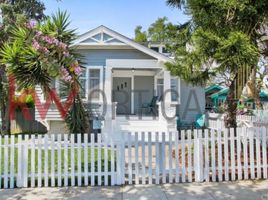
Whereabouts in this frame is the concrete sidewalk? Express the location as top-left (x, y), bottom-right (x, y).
top-left (0, 180), bottom-right (268, 200)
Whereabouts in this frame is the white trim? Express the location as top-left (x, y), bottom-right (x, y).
top-left (71, 25), bottom-right (173, 63)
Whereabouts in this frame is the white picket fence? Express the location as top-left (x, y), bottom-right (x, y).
top-left (0, 127), bottom-right (268, 188)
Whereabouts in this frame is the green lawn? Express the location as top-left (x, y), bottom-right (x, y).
top-left (0, 137), bottom-right (115, 174)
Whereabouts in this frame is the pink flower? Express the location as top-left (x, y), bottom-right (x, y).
top-left (32, 40), bottom-right (40, 50)
top-left (61, 66), bottom-right (72, 82)
top-left (26, 20), bottom-right (37, 29)
top-left (74, 66), bottom-right (82, 75)
top-left (63, 51), bottom-right (70, 57)
top-left (58, 42), bottom-right (67, 50)
top-left (35, 31), bottom-right (42, 37)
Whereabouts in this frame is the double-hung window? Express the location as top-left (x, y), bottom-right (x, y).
top-left (171, 78), bottom-right (178, 102)
top-left (79, 68), bottom-right (87, 99)
top-left (156, 78), bottom-right (164, 99)
top-left (88, 69), bottom-right (100, 101)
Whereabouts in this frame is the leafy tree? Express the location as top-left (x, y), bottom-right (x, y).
top-left (148, 16), bottom-right (171, 43)
top-left (166, 0), bottom-right (268, 127)
top-left (0, 0), bottom-right (46, 134)
top-left (0, 11), bottom-right (89, 134)
top-left (134, 25), bottom-right (147, 43)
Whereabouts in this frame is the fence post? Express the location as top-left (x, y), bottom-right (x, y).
top-left (194, 129), bottom-right (203, 182)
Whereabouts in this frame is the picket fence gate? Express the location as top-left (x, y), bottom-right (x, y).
top-left (0, 127), bottom-right (268, 188)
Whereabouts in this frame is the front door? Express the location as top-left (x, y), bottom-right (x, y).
top-left (112, 77), bottom-right (132, 114)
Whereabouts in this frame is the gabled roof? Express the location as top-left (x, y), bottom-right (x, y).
top-left (71, 25), bottom-right (173, 63)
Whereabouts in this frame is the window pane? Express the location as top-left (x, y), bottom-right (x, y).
top-left (89, 69), bottom-right (100, 100)
top-left (171, 79), bottom-right (178, 101)
top-left (89, 69), bottom-right (100, 78)
top-left (157, 78), bottom-right (164, 85)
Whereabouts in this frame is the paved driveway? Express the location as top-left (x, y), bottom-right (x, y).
top-left (1, 180), bottom-right (268, 200)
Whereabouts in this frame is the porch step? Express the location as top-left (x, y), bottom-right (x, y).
top-left (114, 118), bottom-right (174, 132)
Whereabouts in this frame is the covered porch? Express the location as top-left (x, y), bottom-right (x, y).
top-left (105, 59), bottom-right (178, 117)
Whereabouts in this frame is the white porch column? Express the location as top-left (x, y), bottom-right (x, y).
top-left (160, 70), bottom-right (177, 131)
top-left (103, 66), bottom-right (113, 141)
top-left (163, 70), bottom-right (171, 103)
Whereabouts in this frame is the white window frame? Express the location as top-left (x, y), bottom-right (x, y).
top-left (86, 66), bottom-right (103, 103)
top-left (170, 77), bottom-right (181, 104)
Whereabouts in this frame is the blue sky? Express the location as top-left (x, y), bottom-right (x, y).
top-left (43, 0), bottom-right (189, 38)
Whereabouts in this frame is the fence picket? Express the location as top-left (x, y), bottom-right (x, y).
top-left (4, 135), bottom-right (8, 188)
top-left (230, 128), bottom-right (235, 181)
top-left (237, 128), bottom-right (242, 180)
top-left (97, 134), bottom-right (102, 186)
top-left (168, 132), bottom-right (173, 183)
top-left (249, 129), bottom-right (255, 179)
top-left (134, 132), bottom-right (139, 185)
top-left (181, 131), bottom-right (186, 183)
top-left (17, 135), bottom-right (22, 188)
top-left (90, 134), bottom-right (95, 186)
top-left (262, 127), bottom-right (267, 179)
top-left (64, 134), bottom-right (68, 187)
top-left (111, 138), bottom-right (115, 186)
top-left (187, 130), bottom-right (192, 182)
top-left (23, 135), bottom-right (29, 188)
top-left (127, 133), bottom-right (132, 185)
top-left (51, 134), bottom-right (55, 187)
top-left (77, 134), bottom-right (82, 186)
top-left (243, 128), bottom-right (249, 180)
top-left (211, 130), bottom-right (216, 182)
top-left (256, 129), bottom-right (261, 179)
top-left (224, 129), bottom-right (229, 181)
top-left (37, 135), bottom-right (42, 187)
top-left (104, 136), bottom-right (108, 186)
top-left (175, 131), bottom-right (179, 183)
top-left (161, 132), bottom-right (166, 184)
top-left (155, 132), bottom-right (160, 184)
top-left (217, 130), bottom-right (223, 182)
top-left (84, 134), bottom-right (88, 186)
top-left (141, 132), bottom-right (146, 185)
top-left (10, 135), bottom-right (15, 189)
top-left (57, 134), bottom-right (62, 187)
top-left (204, 130), bottom-right (209, 182)
top-left (44, 135), bottom-right (49, 187)
top-left (148, 132), bottom-right (152, 184)
top-left (71, 134), bottom-right (75, 186)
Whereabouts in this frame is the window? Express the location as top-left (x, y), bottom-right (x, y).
top-left (171, 78), bottom-right (178, 102)
top-left (79, 68), bottom-right (87, 99)
top-left (89, 69), bottom-right (100, 101)
top-left (150, 47), bottom-right (159, 52)
top-left (156, 78), bottom-right (164, 99)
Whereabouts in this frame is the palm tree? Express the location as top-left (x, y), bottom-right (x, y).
top-left (1, 10), bottom-right (89, 134)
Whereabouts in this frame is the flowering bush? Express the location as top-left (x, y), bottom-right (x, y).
top-left (24, 19), bottom-right (82, 83)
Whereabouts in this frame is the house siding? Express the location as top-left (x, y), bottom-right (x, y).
top-left (177, 81), bottom-right (205, 123)
top-left (77, 49), bottom-right (155, 66)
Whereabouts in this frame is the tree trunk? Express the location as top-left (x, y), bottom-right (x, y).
top-left (247, 66), bottom-right (263, 110)
top-left (224, 76), bottom-right (237, 128)
top-left (0, 70), bottom-right (10, 135)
